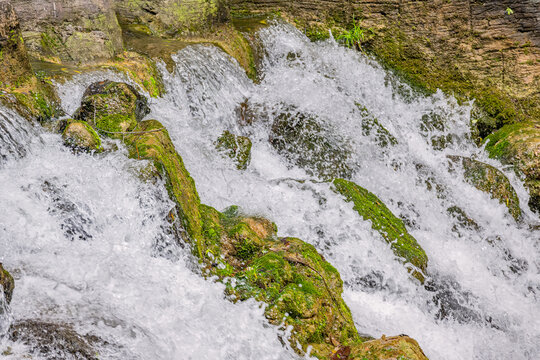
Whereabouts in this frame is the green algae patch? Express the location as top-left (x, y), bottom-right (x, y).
top-left (447, 155), bottom-right (521, 221)
top-left (333, 179), bottom-right (428, 282)
top-left (215, 130), bottom-right (252, 170)
top-left (74, 81), bottom-right (150, 137)
top-left (123, 120), bottom-right (203, 246)
top-left (350, 335), bottom-right (428, 360)
top-left (62, 119), bottom-right (102, 152)
top-left (0, 263), bottom-right (14, 304)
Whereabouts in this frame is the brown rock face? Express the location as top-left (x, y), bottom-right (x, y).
top-left (0, 1), bottom-right (32, 87)
top-left (11, 0), bottom-right (123, 63)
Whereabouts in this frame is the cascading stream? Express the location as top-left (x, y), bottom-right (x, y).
top-left (0, 22), bottom-right (538, 360)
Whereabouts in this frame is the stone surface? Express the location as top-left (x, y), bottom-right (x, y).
top-left (215, 130), bottom-right (252, 170)
top-left (62, 120), bottom-right (102, 152)
top-left (0, 263), bottom-right (14, 304)
top-left (11, 0), bottom-right (123, 63)
top-left (447, 155), bottom-right (522, 221)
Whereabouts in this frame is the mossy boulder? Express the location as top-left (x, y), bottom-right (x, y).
top-left (484, 123), bottom-right (540, 214)
top-left (270, 107), bottom-right (353, 180)
top-left (447, 155), bottom-right (521, 221)
top-left (356, 103), bottom-right (398, 148)
top-left (215, 130), bottom-right (252, 170)
top-left (123, 120), bottom-right (202, 245)
top-left (0, 264), bottom-right (14, 304)
top-left (117, 119), bottom-right (427, 359)
top-left (74, 81), bottom-right (150, 137)
top-left (333, 179), bottom-right (428, 283)
top-left (62, 120), bottom-right (102, 152)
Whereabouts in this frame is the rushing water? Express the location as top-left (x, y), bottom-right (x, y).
top-left (1, 23), bottom-right (539, 359)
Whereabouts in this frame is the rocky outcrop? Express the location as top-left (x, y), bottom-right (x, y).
top-left (484, 123), bottom-right (540, 214)
top-left (333, 179), bottom-right (428, 283)
top-left (11, 0), bottom-right (123, 64)
top-left (74, 80), bottom-right (150, 136)
top-left (215, 130), bottom-right (252, 170)
top-left (447, 155), bottom-right (521, 221)
top-left (0, 264), bottom-right (14, 304)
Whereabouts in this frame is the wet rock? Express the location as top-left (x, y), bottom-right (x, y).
top-left (333, 178), bottom-right (428, 283)
top-left (350, 335), bottom-right (428, 360)
top-left (115, 0), bottom-right (229, 37)
top-left (62, 120), bottom-right (102, 152)
top-left (74, 81), bottom-right (150, 137)
top-left (270, 106), bottom-right (354, 180)
top-left (11, 0), bottom-right (123, 64)
top-left (484, 123), bottom-right (540, 215)
top-left (356, 103), bottom-right (398, 148)
top-left (447, 155), bottom-right (521, 221)
top-left (215, 130), bottom-right (252, 170)
top-left (0, 264), bottom-right (14, 304)
top-left (9, 320), bottom-right (101, 360)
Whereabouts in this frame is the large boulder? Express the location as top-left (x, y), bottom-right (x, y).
top-left (484, 123), bottom-right (540, 215)
top-left (11, 0), bottom-right (123, 64)
top-left (0, 264), bottom-right (14, 304)
top-left (447, 155), bottom-right (522, 221)
top-left (74, 81), bottom-right (150, 137)
top-left (333, 179), bottom-right (428, 283)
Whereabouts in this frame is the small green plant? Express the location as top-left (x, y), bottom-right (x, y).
top-left (506, 7), bottom-right (514, 15)
top-left (337, 20), bottom-right (373, 51)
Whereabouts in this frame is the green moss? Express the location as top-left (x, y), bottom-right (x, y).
top-left (0, 263), bottom-right (14, 304)
top-left (215, 131), bottom-right (252, 170)
top-left (62, 119), bottom-right (102, 152)
top-left (333, 179), bottom-right (428, 282)
top-left (484, 122), bottom-right (531, 160)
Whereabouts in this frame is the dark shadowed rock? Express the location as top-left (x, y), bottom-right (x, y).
top-left (0, 264), bottom-right (14, 304)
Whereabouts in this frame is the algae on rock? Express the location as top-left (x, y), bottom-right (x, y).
top-left (0, 263), bottom-right (14, 304)
top-left (447, 155), bottom-right (522, 221)
top-left (74, 80), bottom-right (150, 136)
top-left (215, 130), bottom-right (252, 170)
top-left (62, 120), bottom-right (102, 152)
top-left (333, 178), bottom-right (428, 283)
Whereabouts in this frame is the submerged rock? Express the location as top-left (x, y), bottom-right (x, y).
top-left (9, 320), bottom-right (102, 360)
top-left (215, 130), bottom-right (252, 170)
top-left (75, 81), bottom-right (150, 136)
top-left (62, 120), bottom-right (102, 152)
top-left (447, 155), bottom-right (521, 221)
top-left (0, 264), bottom-right (14, 304)
top-left (270, 107), bottom-right (354, 180)
top-left (484, 123), bottom-right (540, 215)
top-left (333, 179), bottom-right (428, 283)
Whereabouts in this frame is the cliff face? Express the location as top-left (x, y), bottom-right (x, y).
top-left (231, 0), bottom-right (540, 133)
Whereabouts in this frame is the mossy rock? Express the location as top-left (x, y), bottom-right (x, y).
top-left (270, 107), bottom-right (353, 180)
top-left (122, 120), bottom-right (202, 247)
top-left (356, 103), bottom-right (398, 148)
top-left (350, 335), bottom-right (428, 360)
top-left (215, 130), bottom-right (252, 170)
top-left (62, 120), bottom-right (102, 152)
top-left (484, 123), bottom-right (540, 214)
top-left (333, 179), bottom-right (428, 283)
top-left (74, 81), bottom-right (150, 137)
top-left (447, 155), bottom-right (521, 221)
top-left (0, 263), bottom-right (14, 304)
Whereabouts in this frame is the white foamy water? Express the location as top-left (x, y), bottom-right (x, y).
top-left (1, 22), bottom-right (539, 360)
